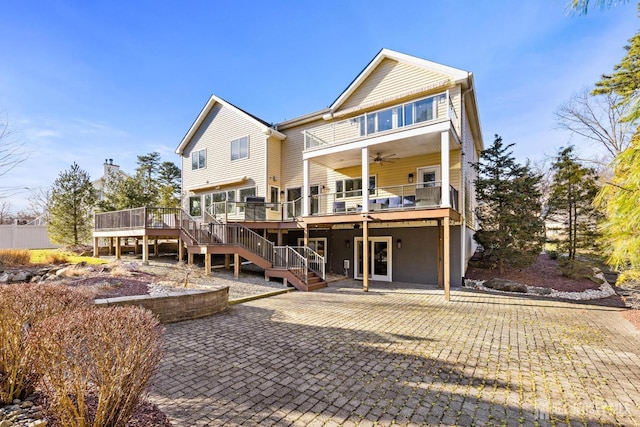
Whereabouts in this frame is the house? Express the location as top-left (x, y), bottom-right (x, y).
top-left (172, 48), bottom-right (484, 297)
top-left (92, 159), bottom-right (127, 201)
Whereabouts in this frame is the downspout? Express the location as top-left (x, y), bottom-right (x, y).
top-left (460, 76), bottom-right (474, 280)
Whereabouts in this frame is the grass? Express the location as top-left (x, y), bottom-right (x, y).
top-left (29, 249), bottom-right (108, 266)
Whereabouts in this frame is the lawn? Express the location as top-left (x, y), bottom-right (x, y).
top-left (29, 249), bottom-right (108, 265)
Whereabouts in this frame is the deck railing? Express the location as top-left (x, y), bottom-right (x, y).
top-left (307, 183), bottom-right (459, 216)
top-left (95, 207), bottom-right (182, 231)
top-left (206, 198), bottom-right (303, 221)
top-left (304, 91), bottom-right (453, 150)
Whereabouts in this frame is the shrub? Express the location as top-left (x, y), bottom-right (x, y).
top-left (0, 249), bottom-right (31, 267)
top-left (0, 283), bottom-right (93, 404)
top-left (43, 252), bottom-right (69, 264)
top-left (33, 307), bottom-right (164, 427)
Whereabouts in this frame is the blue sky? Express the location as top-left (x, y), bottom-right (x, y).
top-left (0, 0), bottom-right (637, 212)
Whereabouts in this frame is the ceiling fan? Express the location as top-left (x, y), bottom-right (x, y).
top-left (371, 152), bottom-right (396, 165)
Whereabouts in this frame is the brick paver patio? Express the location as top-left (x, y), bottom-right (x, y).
top-left (149, 282), bottom-right (640, 426)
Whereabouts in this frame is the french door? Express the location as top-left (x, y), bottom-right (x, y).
top-left (354, 236), bottom-right (392, 282)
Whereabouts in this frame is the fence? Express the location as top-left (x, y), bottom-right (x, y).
top-left (0, 223), bottom-right (58, 249)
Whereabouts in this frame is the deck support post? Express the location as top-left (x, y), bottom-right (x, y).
top-left (93, 237), bottom-right (99, 257)
top-left (234, 253), bottom-right (240, 278)
top-left (187, 252), bottom-right (193, 265)
top-left (363, 218), bottom-right (369, 292)
top-left (109, 237), bottom-right (113, 256)
top-left (154, 239), bottom-right (159, 258)
top-left (204, 252), bottom-right (211, 275)
top-left (115, 237), bottom-right (122, 260)
top-left (444, 215), bottom-right (451, 301)
top-left (437, 220), bottom-right (443, 289)
top-left (224, 254), bottom-right (230, 270)
top-left (277, 230), bottom-right (283, 246)
top-left (142, 235), bottom-right (149, 264)
top-left (178, 237), bottom-right (184, 262)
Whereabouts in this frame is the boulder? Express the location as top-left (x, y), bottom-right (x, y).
top-left (11, 271), bottom-right (31, 282)
top-left (484, 278), bottom-right (528, 293)
top-left (0, 272), bottom-right (10, 283)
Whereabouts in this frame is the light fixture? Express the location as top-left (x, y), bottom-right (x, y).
top-left (345, 240), bottom-right (351, 249)
top-left (280, 190), bottom-right (285, 197)
top-left (396, 239), bottom-right (402, 249)
top-left (272, 175), bottom-right (278, 181)
top-left (408, 173), bottom-right (414, 184)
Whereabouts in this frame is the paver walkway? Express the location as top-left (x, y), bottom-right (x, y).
top-left (149, 282), bottom-right (640, 426)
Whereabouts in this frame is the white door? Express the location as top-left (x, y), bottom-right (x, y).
top-left (417, 166), bottom-right (440, 188)
top-left (354, 236), bottom-right (392, 282)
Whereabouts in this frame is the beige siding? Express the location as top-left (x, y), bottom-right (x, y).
top-left (181, 103), bottom-right (268, 202)
top-left (462, 110), bottom-right (479, 229)
top-left (338, 58), bottom-right (453, 113)
top-left (280, 117), bottom-right (326, 191)
top-left (267, 137), bottom-right (283, 202)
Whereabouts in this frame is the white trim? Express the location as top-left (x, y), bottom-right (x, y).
top-left (416, 165), bottom-right (441, 185)
top-left (302, 120), bottom-right (452, 161)
top-left (176, 94), bottom-right (285, 155)
top-left (330, 49), bottom-right (469, 113)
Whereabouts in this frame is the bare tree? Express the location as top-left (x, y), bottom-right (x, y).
top-left (28, 186), bottom-right (51, 220)
top-left (0, 113), bottom-right (29, 198)
top-left (555, 89), bottom-right (636, 164)
top-left (0, 200), bottom-right (13, 224)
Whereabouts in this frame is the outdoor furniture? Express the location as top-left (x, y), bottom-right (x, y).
top-left (333, 201), bottom-right (346, 213)
top-left (415, 187), bottom-right (441, 207)
top-left (388, 196), bottom-right (402, 209)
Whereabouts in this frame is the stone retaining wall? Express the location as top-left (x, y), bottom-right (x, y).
top-left (95, 287), bottom-right (229, 323)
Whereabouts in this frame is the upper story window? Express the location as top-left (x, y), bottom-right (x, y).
top-left (356, 94), bottom-right (441, 137)
top-left (231, 136), bottom-right (249, 161)
top-left (191, 149), bottom-right (206, 170)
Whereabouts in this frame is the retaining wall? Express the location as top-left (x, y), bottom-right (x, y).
top-left (95, 287), bottom-right (229, 323)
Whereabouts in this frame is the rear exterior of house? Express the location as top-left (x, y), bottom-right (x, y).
top-left (175, 49), bottom-right (483, 293)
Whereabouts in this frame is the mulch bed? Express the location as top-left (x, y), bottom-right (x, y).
top-left (66, 275), bottom-right (152, 299)
top-left (465, 253), bottom-right (601, 292)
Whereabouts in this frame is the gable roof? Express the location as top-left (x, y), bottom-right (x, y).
top-left (175, 94), bottom-right (285, 155)
top-left (329, 48), bottom-right (471, 113)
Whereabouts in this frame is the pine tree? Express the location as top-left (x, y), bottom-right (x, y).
top-left (473, 135), bottom-right (545, 274)
top-left (546, 146), bottom-right (602, 259)
top-left (48, 163), bottom-right (97, 246)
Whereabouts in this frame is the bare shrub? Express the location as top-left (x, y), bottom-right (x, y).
top-left (43, 252), bottom-right (69, 264)
top-left (0, 249), bottom-right (31, 266)
top-left (33, 307), bottom-right (164, 427)
top-left (0, 283), bottom-right (92, 404)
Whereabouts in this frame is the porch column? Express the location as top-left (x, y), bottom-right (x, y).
top-left (440, 131), bottom-right (450, 207)
top-left (303, 224), bottom-right (309, 247)
top-left (178, 237), bottom-right (184, 262)
top-left (142, 235), bottom-right (149, 264)
top-left (188, 252), bottom-right (194, 265)
top-left (363, 218), bottom-right (369, 292)
top-left (154, 239), bottom-right (159, 258)
top-left (109, 237), bottom-right (114, 256)
top-left (361, 146), bottom-right (370, 213)
top-left (93, 237), bottom-right (99, 257)
top-left (234, 253), bottom-right (240, 278)
top-left (115, 237), bottom-right (122, 260)
top-left (444, 215), bottom-right (451, 301)
top-left (302, 159), bottom-right (310, 216)
top-left (225, 254), bottom-right (231, 270)
top-left (277, 230), bottom-right (283, 246)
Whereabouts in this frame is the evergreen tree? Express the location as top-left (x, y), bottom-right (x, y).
top-left (48, 163), bottom-right (97, 246)
top-left (157, 161), bottom-right (181, 208)
top-left (97, 153), bottom-right (181, 211)
top-left (595, 134), bottom-right (640, 270)
top-left (473, 135), bottom-right (545, 274)
top-left (546, 146), bottom-right (602, 259)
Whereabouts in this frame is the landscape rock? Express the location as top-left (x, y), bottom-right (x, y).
top-left (11, 271), bottom-right (30, 282)
top-left (0, 272), bottom-right (10, 283)
top-left (483, 278), bottom-right (528, 293)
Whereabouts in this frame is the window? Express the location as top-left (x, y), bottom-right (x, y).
top-left (336, 176), bottom-right (376, 198)
top-left (357, 95), bottom-right (438, 136)
top-left (270, 186), bottom-right (280, 211)
top-left (417, 166), bottom-right (441, 188)
top-left (231, 136), bottom-right (249, 161)
top-left (191, 149), bottom-right (206, 170)
top-left (189, 196), bottom-right (202, 217)
top-left (204, 190), bottom-right (236, 215)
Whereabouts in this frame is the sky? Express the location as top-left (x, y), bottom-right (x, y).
top-left (0, 0), bottom-right (637, 213)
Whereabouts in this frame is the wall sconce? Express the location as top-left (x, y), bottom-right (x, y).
top-left (345, 240), bottom-right (351, 249)
top-left (396, 239), bottom-right (402, 249)
top-left (271, 175), bottom-right (278, 181)
top-left (408, 173), bottom-right (414, 184)
top-left (279, 190), bottom-right (285, 198)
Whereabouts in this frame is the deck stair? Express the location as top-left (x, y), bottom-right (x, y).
top-left (179, 210), bottom-right (326, 291)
